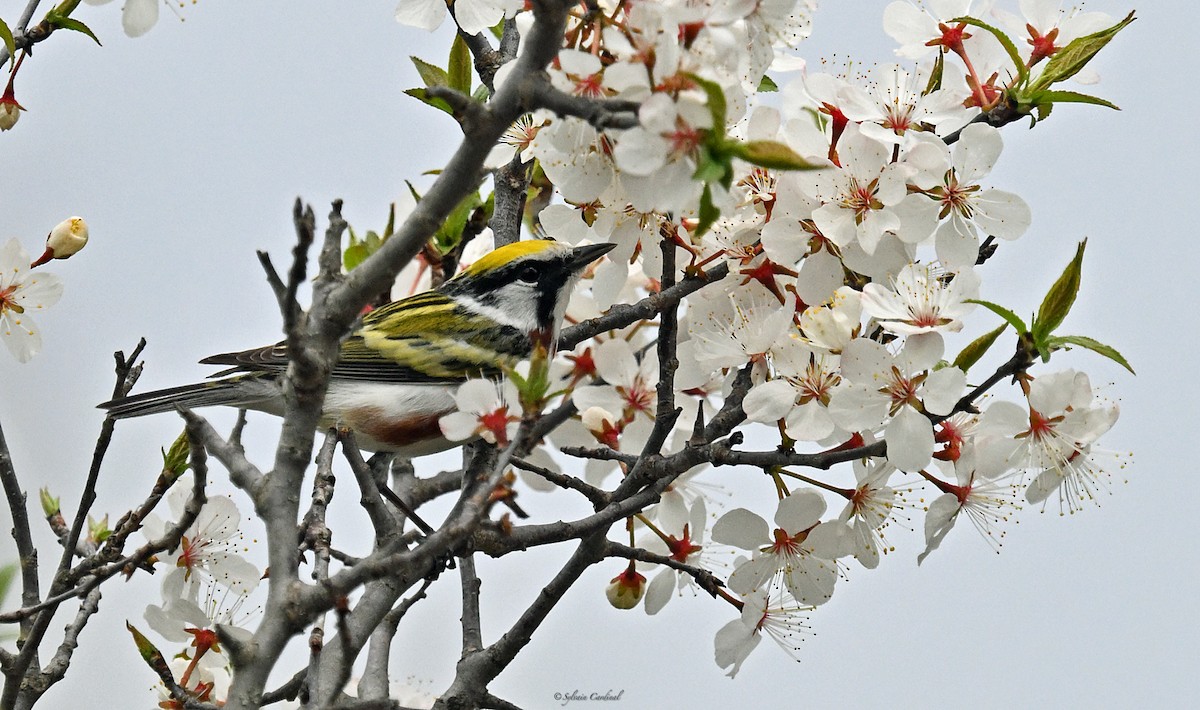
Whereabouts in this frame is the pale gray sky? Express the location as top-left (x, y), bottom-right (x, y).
top-left (2, 1), bottom-right (1195, 708)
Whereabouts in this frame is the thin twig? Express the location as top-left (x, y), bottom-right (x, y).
top-left (459, 554), bottom-right (483, 655)
top-left (0, 420), bottom-right (39, 639)
top-left (604, 541), bottom-right (724, 598)
top-left (510, 457), bottom-right (608, 508)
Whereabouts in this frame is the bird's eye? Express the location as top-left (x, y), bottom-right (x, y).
top-left (517, 266), bottom-right (540, 284)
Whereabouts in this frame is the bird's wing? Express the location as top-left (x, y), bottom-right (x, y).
top-left (200, 291), bottom-right (530, 383)
top-left (356, 290), bottom-right (530, 381)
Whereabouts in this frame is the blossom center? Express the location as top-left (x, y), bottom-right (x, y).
top-left (0, 286), bottom-right (21, 314)
top-left (843, 178), bottom-right (883, 221)
top-left (479, 406), bottom-right (512, 445)
top-left (769, 527), bottom-right (804, 555)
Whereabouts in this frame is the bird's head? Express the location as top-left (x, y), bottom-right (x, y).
top-left (440, 239), bottom-right (616, 341)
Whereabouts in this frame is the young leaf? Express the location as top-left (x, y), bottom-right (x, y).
top-left (39, 488), bottom-right (60, 517)
top-left (127, 621), bottom-right (171, 676)
top-left (729, 139), bottom-right (824, 171)
top-left (1030, 11), bottom-right (1136, 91)
top-left (695, 183), bottom-right (720, 237)
top-left (965, 298), bottom-right (1028, 333)
top-left (924, 50), bottom-right (945, 94)
top-left (343, 242), bottom-right (369, 271)
top-left (952, 323), bottom-right (1007, 373)
top-left (160, 429), bottom-right (191, 480)
top-left (0, 564), bottom-right (15, 607)
top-left (448, 34), bottom-right (472, 94)
top-left (410, 55), bottom-right (449, 89)
top-left (1032, 100), bottom-right (1053, 125)
top-left (403, 87), bottom-right (453, 115)
top-left (686, 73), bottom-right (727, 139)
top-left (1032, 239), bottom-right (1086, 341)
top-left (951, 16), bottom-right (1028, 84)
top-left (1046, 335), bottom-right (1135, 374)
top-left (44, 13), bottom-right (102, 46)
top-left (691, 142), bottom-right (730, 185)
top-left (1033, 89), bottom-right (1119, 110)
top-left (383, 202), bottom-right (396, 239)
top-left (0, 18), bottom-right (16, 63)
top-left (758, 74), bottom-right (779, 92)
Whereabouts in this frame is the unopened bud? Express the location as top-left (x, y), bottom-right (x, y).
top-left (581, 406), bottom-right (615, 434)
top-left (127, 621), bottom-right (167, 667)
top-left (32, 217), bottom-right (89, 267)
top-left (581, 406), bottom-right (621, 449)
top-left (87, 514), bottom-right (110, 545)
top-left (39, 488), bottom-right (60, 517)
top-left (0, 88), bottom-right (23, 132)
top-left (605, 562), bottom-right (646, 609)
top-left (161, 429), bottom-right (191, 480)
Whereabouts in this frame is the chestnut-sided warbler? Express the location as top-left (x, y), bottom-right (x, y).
top-left (100, 239), bottom-right (615, 454)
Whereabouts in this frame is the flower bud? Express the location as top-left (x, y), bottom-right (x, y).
top-left (0, 88), bottom-right (23, 132)
top-left (605, 562), bottom-right (646, 610)
top-left (581, 406), bottom-right (621, 449)
top-left (32, 217), bottom-right (89, 267)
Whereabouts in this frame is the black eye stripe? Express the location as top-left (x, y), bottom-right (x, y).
top-left (442, 254), bottom-right (574, 296)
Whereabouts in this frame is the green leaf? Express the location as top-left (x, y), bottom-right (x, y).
top-left (160, 430), bottom-right (190, 480)
top-left (1032, 89), bottom-right (1119, 111)
top-left (1032, 239), bottom-right (1086, 341)
top-left (44, 12), bottom-right (101, 46)
top-left (435, 191), bottom-right (483, 252)
top-left (404, 180), bottom-right (422, 204)
top-left (965, 299), bottom-right (1027, 333)
top-left (383, 202), bottom-right (396, 239)
top-left (1045, 334), bottom-right (1135, 374)
top-left (88, 515), bottom-right (110, 544)
top-left (686, 73), bottom-right (727, 139)
top-left (1030, 11), bottom-right (1136, 91)
top-left (691, 142), bottom-right (730, 185)
top-left (410, 55), bottom-right (449, 89)
top-left (1032, 100), bottom-right (1052, 125)
top-left (403, 87), bottom-right (453, 115)
top-left (729, 139), bottom-right (824, 171)
top-left (0, 563), bottom-right (15, 607)
top-left (39, 488), bottom-right (60, 517)
top-left (951, 16), bottom-right (1028, 84)
top-left (343, 242), bottom-right (369, 272)
top-left (0, 18), bottom-right (16, 63)
top-left (924, 50), bottom-right (944, 94)
top-left (952, 323), bottom-right (1007, 373)
top-left (127, 622), bottom-right (166, 667)
top-left (448, 34), bottom-right (472, 94)
top-left (695, 183), bottom-right (720, 238)
top-left (757, 74), bottom-right (778, 93)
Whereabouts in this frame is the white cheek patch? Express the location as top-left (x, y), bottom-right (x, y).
top-left (456, 289), bottom-right (540, 332)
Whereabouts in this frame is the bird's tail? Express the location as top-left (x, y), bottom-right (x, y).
top-left (99, 374), bottom-right (279, 419)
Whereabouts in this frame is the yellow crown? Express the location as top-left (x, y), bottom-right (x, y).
top-left (460, 239), bottom-right (562, 277)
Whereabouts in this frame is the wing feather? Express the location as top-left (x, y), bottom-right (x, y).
top-left (199, 290), bottom-right (531, 384)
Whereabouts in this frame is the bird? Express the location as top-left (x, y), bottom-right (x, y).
top-left (100, 239), bottom-right (616, 455)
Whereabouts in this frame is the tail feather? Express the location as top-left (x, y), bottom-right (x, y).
top-left (99, 374), bottom-right (279, 419)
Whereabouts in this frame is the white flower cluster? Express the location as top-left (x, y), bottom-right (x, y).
top-left (412, 0), bottom-right (1128, 679)
top-left (140, 477), bottom-right (262, 699)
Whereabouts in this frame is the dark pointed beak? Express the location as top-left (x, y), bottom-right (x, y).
top-left (568, 242), bottom-right (617, 271)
